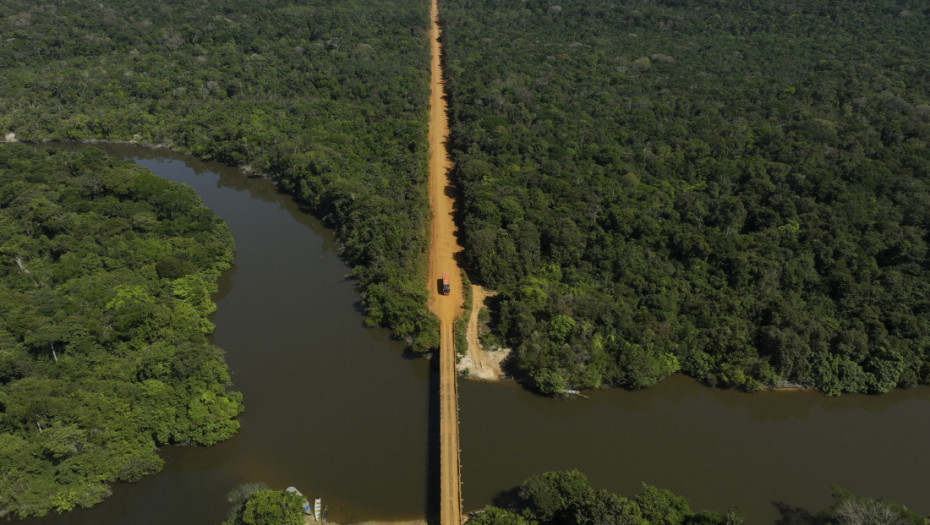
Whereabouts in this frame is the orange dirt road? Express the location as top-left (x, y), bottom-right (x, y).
top-left (426, 0), bottom-right (464, 524)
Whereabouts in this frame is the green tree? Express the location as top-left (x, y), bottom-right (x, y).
top-left (519, 470), bottom-right (596, 523)
top-left (478, 470), bottom-right (739, 525)
top-left (241, 490), bottom-right (305, 525)
top-left (822, 487), bottom-right (926, 525)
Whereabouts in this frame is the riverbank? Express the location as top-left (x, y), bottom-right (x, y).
top-left (768, 381), bottom-right (816, 392)
top-left (29, 138), bottom-right (273, 182)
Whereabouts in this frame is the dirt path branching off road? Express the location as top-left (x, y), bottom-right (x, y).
top-left (458, 285), bottom-right (508, 381)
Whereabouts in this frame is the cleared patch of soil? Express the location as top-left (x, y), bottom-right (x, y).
top-left (458, 285), bottom-right (509, 381)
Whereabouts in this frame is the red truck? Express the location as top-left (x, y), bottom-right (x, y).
top-left (441, 273), bottom-right (451, 295)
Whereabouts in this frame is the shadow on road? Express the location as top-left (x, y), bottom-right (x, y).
top-left (426, 354), bottom-right (441, 525)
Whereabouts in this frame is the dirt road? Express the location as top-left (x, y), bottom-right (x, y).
top-left (426, 0), bottom-right (464, 523)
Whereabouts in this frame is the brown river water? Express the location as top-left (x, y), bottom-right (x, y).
top-left (25, 145), bottom-right (930, 524)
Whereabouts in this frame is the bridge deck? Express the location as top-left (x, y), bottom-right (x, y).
top-left (439, 322), bottom-right (462, 525)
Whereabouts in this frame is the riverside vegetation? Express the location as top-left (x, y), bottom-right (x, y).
top-left (440, 0), bottom-right (930, 394)
top-left (217, 471), bottom-right (929, 525)
top-left (0, 145), bottom-right (242, 517)
top-left (0, 0), bottom-right (438, 352)
top-left (468, 470), bottom-right (928, 525)
top-left (221, 483), bottom-right (306, 525)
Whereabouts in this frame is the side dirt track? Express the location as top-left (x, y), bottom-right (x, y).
top-left (459, 286), bottom-right (508, 381)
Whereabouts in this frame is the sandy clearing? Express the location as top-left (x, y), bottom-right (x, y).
top-left (304, 519), bottom-right (427, 525)
top-left (458, 285), bottom-right (509, 381)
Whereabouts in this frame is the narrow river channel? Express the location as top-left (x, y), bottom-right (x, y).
top-left (27, 145), bottom-right (930, 524)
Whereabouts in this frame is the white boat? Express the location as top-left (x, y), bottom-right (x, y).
top-left (314, 498), bottom-right (322, 522)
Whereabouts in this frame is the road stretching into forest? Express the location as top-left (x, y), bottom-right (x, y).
top-left (426, 0), bottom-right (465, 523)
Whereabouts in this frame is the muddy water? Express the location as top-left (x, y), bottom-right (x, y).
top-left (460, 377), bottom-right (930, 521)
top-left (28, 146), bottom-right (930, 524)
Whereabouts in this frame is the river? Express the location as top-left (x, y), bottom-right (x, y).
top-left (27, 145), bottom-right (930, 524)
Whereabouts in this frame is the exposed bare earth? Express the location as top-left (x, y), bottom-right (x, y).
top-left (458, 285), bottom-right (509, 381)
top-left (426, 0), bottom-right (464, 523)
top-left (304, 518), bottom-right (427, 525)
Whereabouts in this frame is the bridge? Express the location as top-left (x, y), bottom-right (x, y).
top-left (438, 321), bottom-right (463, 525)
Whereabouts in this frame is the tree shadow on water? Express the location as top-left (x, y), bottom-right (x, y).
top-left (491, 486), bottom-right (523, 511)
top-left (773, 501), bottom-right (823, 525)
top-left (426, 354), bottom-right (440, 525)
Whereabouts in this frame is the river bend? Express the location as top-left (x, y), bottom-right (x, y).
top-left (27, 145), bottom-right (930, 524)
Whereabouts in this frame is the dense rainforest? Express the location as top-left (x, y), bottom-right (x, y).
top-left (0, 0), bottom-right (438, 352)
top-left (470, 470), bottom-right (928, 525)
top-left (0, 145), bottom-right (242, 517)
top-left (440, 0), bottom-right (930, 394)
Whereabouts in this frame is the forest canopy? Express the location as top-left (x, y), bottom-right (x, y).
top-left (470, 470), bottom-right (741, 525)
top-left (0, 145), bottom-right (242, 518)
top-left (0, 0), bottom-right (438, 352)
top-left (440, 0), bottom-right (930, 394)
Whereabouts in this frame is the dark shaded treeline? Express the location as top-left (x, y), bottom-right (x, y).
top-left (0, 0), bottom-right (438, 352)
top-left (0, 145), bottom-right (242, 517)
top-left (439, 0), bottom-right (930, 394)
